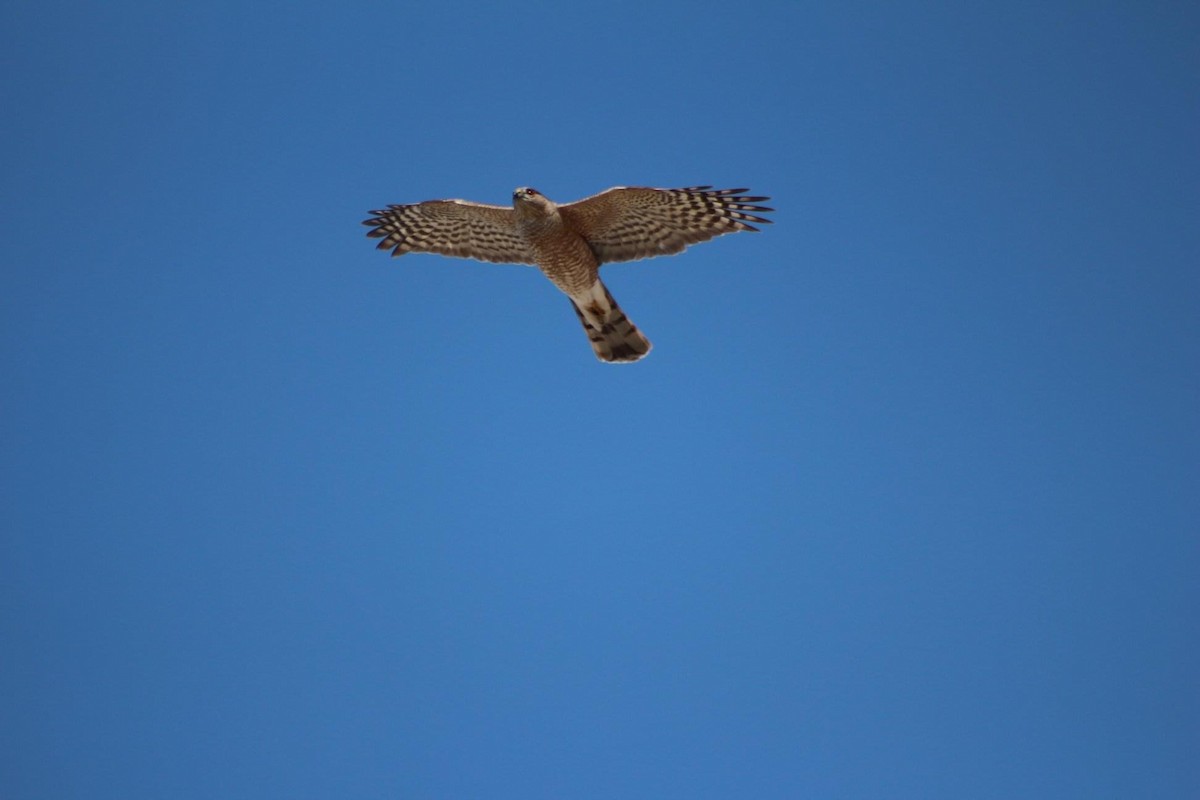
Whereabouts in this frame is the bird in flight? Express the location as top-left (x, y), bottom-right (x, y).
top-left (363, 185), bottom-right (773, 363)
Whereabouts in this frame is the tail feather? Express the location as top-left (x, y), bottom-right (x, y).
top-left (570, 281), bottom-right (652, 363)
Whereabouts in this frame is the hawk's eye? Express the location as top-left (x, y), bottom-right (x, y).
top-left (526, 188), bottom-right (538, 197)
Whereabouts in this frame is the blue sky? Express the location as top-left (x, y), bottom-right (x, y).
top-left (2, 2), bottom-right (1197, 798)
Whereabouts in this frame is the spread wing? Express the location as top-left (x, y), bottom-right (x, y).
top-left (362, 200), bottom-right (536, 265)
top-left (558, 186), bottom-right (774, 264)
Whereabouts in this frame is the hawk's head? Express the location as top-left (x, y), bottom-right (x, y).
top-left (512, 187), bottom-right (555, 220)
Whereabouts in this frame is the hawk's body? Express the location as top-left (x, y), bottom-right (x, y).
top-left (363, 186), bottom-right (773, 362)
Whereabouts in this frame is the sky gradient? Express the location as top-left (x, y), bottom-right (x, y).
top-left (3, 2), bottom-right (1198, 798)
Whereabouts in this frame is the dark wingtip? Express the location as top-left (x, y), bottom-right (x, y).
top-left (738, 213), bottom-right (774, 225)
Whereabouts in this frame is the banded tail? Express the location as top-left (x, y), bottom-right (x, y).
top-left (569, 280), bottom-right (652, 363)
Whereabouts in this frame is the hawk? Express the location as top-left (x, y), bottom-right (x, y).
top-left (363, 186), bottom-right (773, 362)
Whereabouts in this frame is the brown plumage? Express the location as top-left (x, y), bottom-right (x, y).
top-left (363, 186), bottom-right (773, 363)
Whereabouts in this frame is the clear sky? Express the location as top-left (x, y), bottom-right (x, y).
top-left (2, 2), bottom-right (1197, 798)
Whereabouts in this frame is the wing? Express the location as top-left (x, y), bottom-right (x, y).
top-left (558, 186), bottom-right (774, 264)
top-left (362, 199), bottom-right (536, 265)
